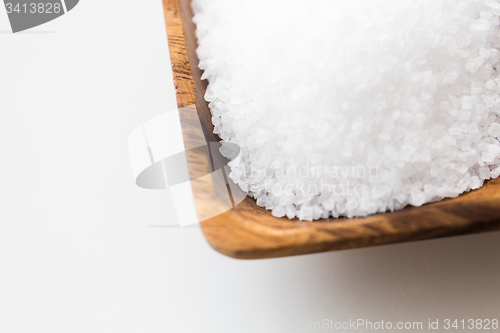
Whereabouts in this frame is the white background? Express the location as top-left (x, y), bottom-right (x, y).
top-left (0, 1), bottom-right (499, 332)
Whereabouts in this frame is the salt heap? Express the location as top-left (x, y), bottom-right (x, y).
top-left (192, 0), bottom-right (500, 220)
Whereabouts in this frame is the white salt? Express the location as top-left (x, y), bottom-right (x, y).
top-left (192, 0), bottom-right (500, 221)
top-left (488, 123), bottom-right (500, 137)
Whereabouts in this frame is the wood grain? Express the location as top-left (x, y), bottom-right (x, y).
top-left (163, 0), bottom-right (500, 259)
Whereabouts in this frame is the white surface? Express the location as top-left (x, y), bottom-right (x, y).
top-left (0, 1), bottom-right (500, 333)
top-left (129, 111), bottom-right (199, 225)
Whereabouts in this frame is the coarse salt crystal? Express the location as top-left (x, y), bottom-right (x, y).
top-left (193, 0), bottom-right (500, 220)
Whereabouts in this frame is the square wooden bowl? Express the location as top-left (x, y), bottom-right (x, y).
top-left (163, 0), bottom-right (500, 259)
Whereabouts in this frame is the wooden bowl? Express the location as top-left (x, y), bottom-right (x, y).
top-left (162, 0), bottom-right (500, 259)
